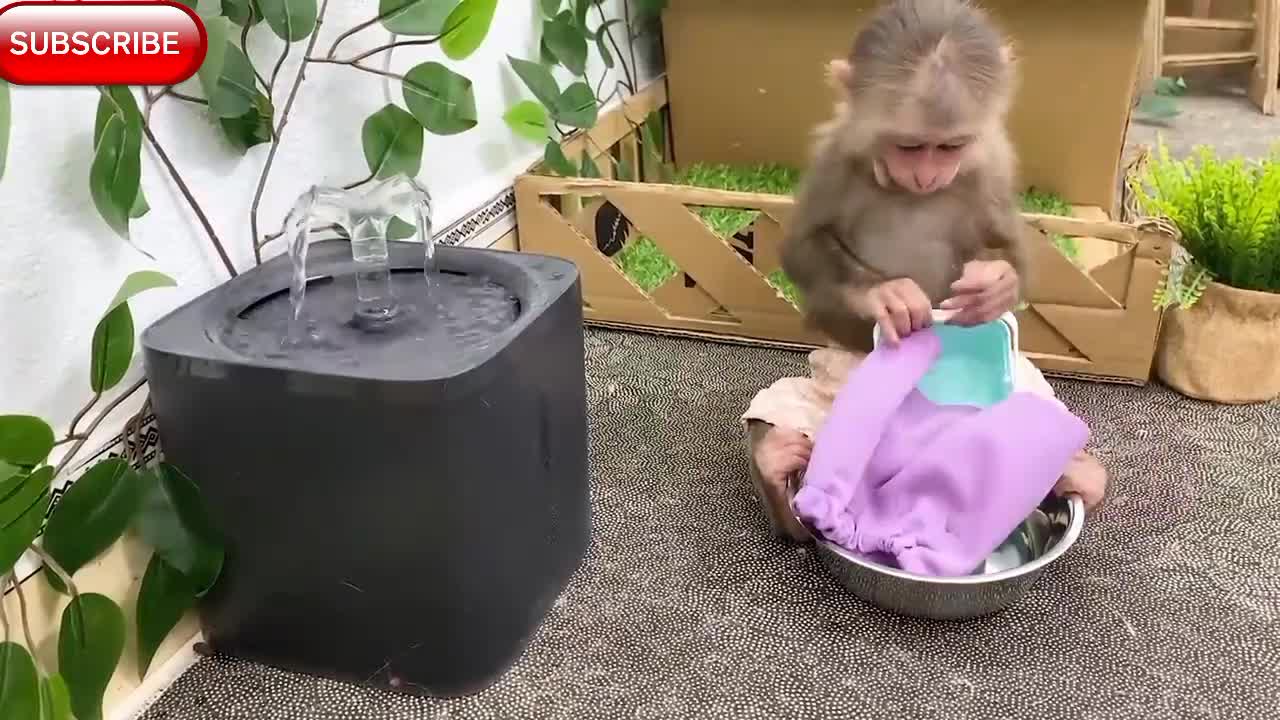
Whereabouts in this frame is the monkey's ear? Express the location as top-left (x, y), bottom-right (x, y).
top-left (1000, 43), bottom-right (1016, 64)
top-left (825, 59), bottom-right (855, 92)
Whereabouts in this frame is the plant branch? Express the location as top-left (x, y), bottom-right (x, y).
top-left (305, 56), bottom-right (405, 82)
top-left (344, 171), bottom-right (377, 190)
top-left (242, 24), bottom-right (271, 93)
top-left (269, 38), bottom-right (291, 95)
top-left (597, 4), bottom-right (635, 93)
top-left (259, 222), bottom-right (343, 249)
top-left (67, 392), bottom-right (101, 438)
top-left (29, 545), bottom-right (79, 599)
top-left (10, 574), bottom-right (40, 665)
top-left (327, 9), bottom-right (393, 59)
top-left (51, 378), bottom-right (147, 482)
top-left (252, 0), bottom-right (333, 264)
top-left (143, 124), bottom-right (239, 277)
top-left (170, 91), bottom-right (208, 106)
top-left (343, 36), bottom-right (446, 65)
top-left (622, 0), bottom-right (640, 94)
top-left (0, 579), bottom-right (7, 641)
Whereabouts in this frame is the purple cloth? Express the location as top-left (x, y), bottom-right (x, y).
top-left (792, 329), bottom-right (1089, 577)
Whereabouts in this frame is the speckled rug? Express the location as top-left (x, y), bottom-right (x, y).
top-left (139, 329), bottom-right (1280, 720)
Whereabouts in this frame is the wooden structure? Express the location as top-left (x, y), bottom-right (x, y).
top-left (661, 0), bottom-right (1151, 220)
top-left (514, 82), bottom-right (1177, 385)
top-left (1143, 0), bottom-right (1279, 114)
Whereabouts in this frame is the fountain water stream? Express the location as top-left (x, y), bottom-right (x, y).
top-left (284, 175), bottom-right (435, 343)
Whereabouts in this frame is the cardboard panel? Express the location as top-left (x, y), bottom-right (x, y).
top-left (513, 90), bottom-right (1174, 384)
top-left (663, 0), bottom-right (1149, 214)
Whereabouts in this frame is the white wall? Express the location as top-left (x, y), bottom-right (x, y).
top-left (0, 0), bottom-right (658, 428)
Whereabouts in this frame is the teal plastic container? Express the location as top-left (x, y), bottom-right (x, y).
top-left (874, 313), bottom-right (1017, 409)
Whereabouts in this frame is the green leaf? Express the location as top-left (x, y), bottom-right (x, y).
top-left (580, 150), bottom-right (600, 178)
top-left (89, 115), bottom-right (141, 239)
top-left (0, 416), bottom-right (54, 468)
top-left (543, 141), bottom-right (577, 177)
top-left (43, 459), bottom-right (145, 594)
top-left (402, 62), bottom-right (477, 136)
top-left (0, 466), bottom-right (51, 533)
top-left (0, 481), bottom-right (49, 576)
top-left (642, 109), bottom-right (666, 161)
top-left (503, 100), bottom-right (549, 142)
top-left (94, 87), bottom-right (147, 225)
top-left (58, 594), bottom-right (126, 720)
top-left (104, 270), bottom-right (178, 318)
top-left (388, 217), bottom-right (418, 240)
top-left (552, 82), bottom-right (597, 128)
top-left (540, 0), bottom-right (560, 18)
top-left (0, 465), bottom-right (52, 522)
top-left (219, 92), bottom-right (274, 153)
top-left (0, 79), bottom-right (10, 182)
top-left (258, 0), bottom-right (317, 42)
top-left (90, 304), bottom-right (133, 395)
top-left (130, 190), bottom-right (150, 219)
top-left (195, 17), bottom-right (231, 102)
top-left (362, 104), bottom-right (425, 179)
top-left (572, 0), bottom-right (590, 30)
top-left (208, 43), bottom-right (258, 119)
top-left (544, 12), bottom-right (588, 76)
top-left (594, 19), bottom-right (621, 69)
top-left (0, 642), bottom-right (40, 720)
top-left (136, 554), bottom-right (197, 677)
top-left (616, 156), bottom-right (635, 182)
top-left (90, 271), bottom-right (177, 393)
top-left (222, 0), bottom-right (262, 26)
top-left (378, 0), bottom-right (459, 36)
top-left (508, 56), bottom-right (561, 110)
top-left (134, 463), bottom-right (224, 597)
top-left (539, 37), bottom-right (558, 66)
top-left (440, 0), bottom-right (497, 61)
top-left (38, 674), bottom-right (74, 720)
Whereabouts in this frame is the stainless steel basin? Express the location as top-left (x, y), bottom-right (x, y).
top-left (801, 494), bottom-right (1085, 620)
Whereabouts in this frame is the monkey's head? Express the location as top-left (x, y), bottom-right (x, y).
top-left (830, 0), bottom-right (1015, 195)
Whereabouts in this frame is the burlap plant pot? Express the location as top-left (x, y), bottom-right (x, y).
top-left (1156, 281), bottom-right (1280, 404)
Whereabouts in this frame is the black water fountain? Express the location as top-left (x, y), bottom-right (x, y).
top-left (141, 176), bottom-right (589, 696)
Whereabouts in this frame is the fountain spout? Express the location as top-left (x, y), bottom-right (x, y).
top-left (284, 174), bottom-right (433, 340)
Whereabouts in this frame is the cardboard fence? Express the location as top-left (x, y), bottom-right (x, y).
top-left (514, 78), bottom-right (1176, 385)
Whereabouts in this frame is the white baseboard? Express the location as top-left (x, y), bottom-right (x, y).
top-left (112, 631), bottom-right (204, 720)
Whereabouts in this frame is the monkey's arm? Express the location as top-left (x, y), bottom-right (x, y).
top-left (984, 202), bottom-right (1032, 303)
top-left (781, 222), bottom-right (881, 351)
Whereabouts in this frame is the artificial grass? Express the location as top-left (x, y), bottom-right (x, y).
top-left (1020, 187), bottom-right (1081, 261)
top-left (612, 163), bottom-right (1078, 305)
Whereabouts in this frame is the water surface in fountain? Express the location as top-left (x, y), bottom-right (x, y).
top-left (221, 267), bottom-right (520, 378)
top-left (219, 176), bottom-right (520, 379)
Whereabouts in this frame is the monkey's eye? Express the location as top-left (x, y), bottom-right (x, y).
top-left (896, 144), bottom-right (925, 153)
top-left (938, 143), bottom-right (967, 153)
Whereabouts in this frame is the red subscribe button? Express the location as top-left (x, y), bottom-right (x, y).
top-left (0, 1), bottom-right (207, 85)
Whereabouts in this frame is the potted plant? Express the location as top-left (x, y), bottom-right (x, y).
top-left (1128, 142), bottom-right (1280, 404)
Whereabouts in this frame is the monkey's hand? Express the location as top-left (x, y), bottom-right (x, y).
top-left (940, 259), bottom-right (1019, 326)
top-left (853, 278), bottom-right (933, 346)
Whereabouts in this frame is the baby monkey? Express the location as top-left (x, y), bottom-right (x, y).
top-left (781, 0), bottom-right (1029, 349)
top-left (747, 0), bottom-right (1106, 541)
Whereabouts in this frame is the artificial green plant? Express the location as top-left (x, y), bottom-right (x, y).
top-left (1, 2), bottom-right (509, 717)
top-left (1129, 140), bottom-right (1280, 309)
top-left (504, 0), bottom-right (669, 181)
top-left (0, 272), bottom-right (226, 720)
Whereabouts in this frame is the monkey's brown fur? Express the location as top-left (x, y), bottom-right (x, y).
top-left (780, 0), bottom-right (1030, 353)
top-left (751, 0), bottom-right (1033, 539)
